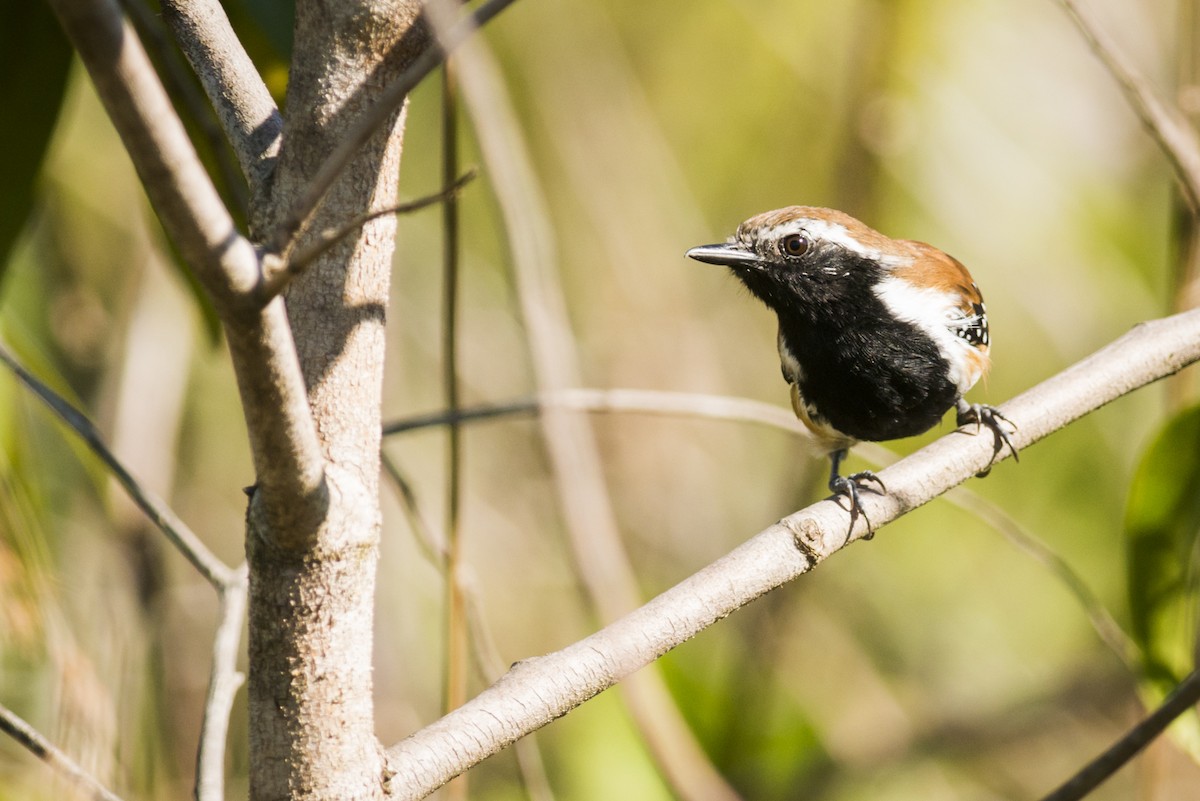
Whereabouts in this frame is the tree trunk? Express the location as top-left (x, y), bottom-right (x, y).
top-left (245, 3), bottom-right (428, 799)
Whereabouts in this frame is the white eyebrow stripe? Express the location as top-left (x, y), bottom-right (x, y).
top-left (762, 218), bottom-right (910, 267)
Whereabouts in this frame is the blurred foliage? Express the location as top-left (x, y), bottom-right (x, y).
top-left (2, 0), bottom-right (1200, 800)
top-left (0, 2), bottom-right (71, 282)
top-left (1125, 402), bottom-right (1200, 759)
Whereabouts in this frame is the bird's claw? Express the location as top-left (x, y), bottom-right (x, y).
top-left (956, 401), bottom-right (1018, 476)
top-left (829, 470), bottom-right (886, 541)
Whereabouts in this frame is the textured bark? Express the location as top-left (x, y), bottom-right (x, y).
top-left (246, 3), bottom-right (428, 799)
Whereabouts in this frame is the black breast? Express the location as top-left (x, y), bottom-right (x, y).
top-left (781, 314), bottom-right (958, 442)
top-left (731, 245), bottom-right (960, 443)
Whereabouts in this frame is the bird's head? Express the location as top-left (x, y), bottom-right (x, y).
top-left (687, 205), bottom-right (990, 391)
top-left (686, 206), bottom-right (914, 312)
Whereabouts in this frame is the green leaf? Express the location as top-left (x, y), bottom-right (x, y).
top-left (0, 3), bottom-right (73, 281)
top-left (1125, 402), bottom-right (1200, 759)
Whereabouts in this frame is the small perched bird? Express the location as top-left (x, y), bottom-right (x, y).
top-left (688, 206), bottom-right (1015, 534)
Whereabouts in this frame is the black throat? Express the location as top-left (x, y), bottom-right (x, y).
top-left (732, 250), bottom-right (959, 442)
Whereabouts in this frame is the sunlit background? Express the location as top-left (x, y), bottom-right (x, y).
top-left (2, 0), bottom-right (1199, 799)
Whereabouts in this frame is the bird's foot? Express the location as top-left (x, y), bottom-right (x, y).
top-left (829, 470), bottom-right (887, 541)
top-left (956, 400), bottom-right (1018, 476)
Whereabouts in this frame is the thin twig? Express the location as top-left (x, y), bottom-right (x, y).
top-left (946, 487), bottom-right (1140, 668)
top-left (260, 169), bottom-right (478, 299)
top-left (1058, 0), bottom-right (1200, 211)
top-left (194, 563), bottom-right (249, 801)
top-left (0, 341), bottom-right (233, 590)
top-left (1039, 669), bottom-right (1200, 801)
top-left (0, 702), bottom-right (126, 801)
top-left (440, 58), bottom-right (470, 801)
top-left (384, 308), bottom-right (1200, 798)
top-left (265, 0), bottom-right (520, 256)
top-left (383, 388), bottom-right (803, 436)
top-left (381, 451), bottom-right (448, 564)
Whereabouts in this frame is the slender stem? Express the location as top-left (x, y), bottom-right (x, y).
top-left (438, 10), bottom-right (743, 797)
top-left (0, 341), bottom-right (233, 590)
top-left (121, 0), bottom-right (249, 216)
top-left (1058, 0), bottom-right (1200, 211)
top-left (383, 388), bottom-right (803, 437)
top-left (381, 453), bottom-right (557, 799)
top-left (440, 58), bottom-right (470, 801)
top-left (44, 0), bottom-right (261, 306)
top-left (194, 564), bottom-right (249, 801)
top-left (1039, 669), bottom-right (1200, 801)
top-left (0, 702), bottom-right (126, 801)
top-left (259, 169), bottom-right (477, 301)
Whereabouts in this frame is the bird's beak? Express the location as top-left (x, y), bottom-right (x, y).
top-left (686, 243), bottom-right (763, 268)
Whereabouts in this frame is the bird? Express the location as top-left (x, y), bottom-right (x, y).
top-left (687, 206), bottom-right (1015, 535)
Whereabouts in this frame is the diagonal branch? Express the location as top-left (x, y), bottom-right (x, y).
top-left (380, 454), bottom-right (557, 800)
top-left (384, 308), bottom-right (1200, 798)
top-left (48, 0), bottom-right (328, 542)
top-left (1039, 668), bottom-right (1200, 801)
top-left (0, 703), bottom-right (125, 801)
top-left (1058, 0), bottom-right (1200, 210)
top-left (0, 340), bottom-right (234, 590)
top-left (264, 0), bottom-right (521, 256)
top-left (258, 168), bottom-right (478, 300)
top-left (121, 0), bottom-right (248, 216)
top-left (159, 0), bottom-right (283, 192)
top-left (44, 0), bottom-right (260, 307)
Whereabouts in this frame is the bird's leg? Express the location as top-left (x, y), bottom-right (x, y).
top-left (955, 398), bottom-right (1019, 476)
top-left (827, 448), bottom-right (886, 541)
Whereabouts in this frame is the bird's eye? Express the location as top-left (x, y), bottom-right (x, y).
top-left (780, 233), bottom-right (810, 258)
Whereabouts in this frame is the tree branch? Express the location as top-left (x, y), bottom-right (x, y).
top-left (48, 0), bottom-right (330, 542)
top-left (0, 340), bottom-right (234, 590)
top-left (259, 168), bottom-right (478, 300)
top-left (383, 388), bottom-right (803, 436)
top-left (122, 0), bottom-right (248, 216)
top-left (264, 0), bottom-right (521, 256)
top-left (44, 0), bottom-right (260, 308)
top-left (0, 338), bottom-right (250, 798)
top-left (195, 564), bottom-right (249, 801)
top-left (159, 0), bottom-right (283, 193)
top-left (0, 703), bottom-right (125, 801)
top-left (1058, 0), bottom-right (1200, 210)
top-left (384, 308), bottom-right (1200, 797)
top-left (380, 455), bottom-right (557, 800)
top-left (1039, 668), bottom-right (1200, 801)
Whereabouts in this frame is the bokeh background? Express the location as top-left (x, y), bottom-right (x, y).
top-left (2, 0), bottom-right (1199, 799)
